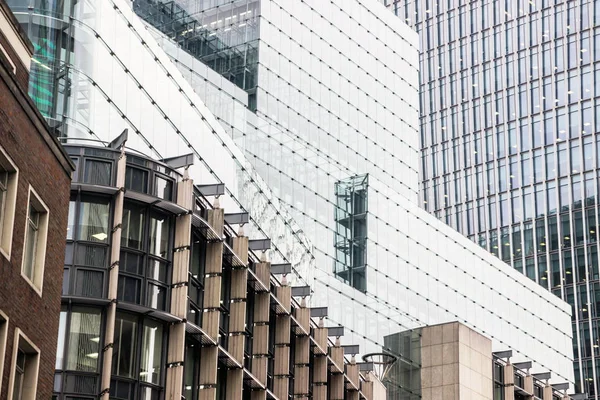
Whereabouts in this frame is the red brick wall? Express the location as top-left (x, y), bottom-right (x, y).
top-left (0, 55), bottom-right (71, 399)
top-left (0, 25), bottom-right (30, 92)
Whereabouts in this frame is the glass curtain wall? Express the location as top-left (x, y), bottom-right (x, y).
top-left (385, 0), bottom-right (600, 395)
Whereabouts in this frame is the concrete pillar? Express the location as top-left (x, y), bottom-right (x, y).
top-left (328, 337), bottom-right (344, 400)
top-left (225, 234), bottom-right (248, 400)
top-left (199, 207), bottom-right (224, 400)
top-left (251, 261), bottom-right (271, 397)
top-left (312, 324), bottom-right (328, 400)
top-left (225, 369), bottom-right (243, 400)
top-left (543, 385), bottom-right (553, 400)
top-left (503, 364), bottom-right (515, 400)
top-left (524, 374), bottom-right (534, 396)
top-left (100, 149), bottom-right (126, 399)
top-left (273, 282), bottom-right (291, 400)
top-left (293, 301), bottom-right (310, 397)
top-left (165, 173), bottom-right (194, 398)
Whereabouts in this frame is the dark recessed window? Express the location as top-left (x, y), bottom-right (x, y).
top-left (125, 167), bottom-right (148, 193)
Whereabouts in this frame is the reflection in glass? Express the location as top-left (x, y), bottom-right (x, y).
top-left (78, 200), bottom-right (110, 242)
top-left (149, 214), bottom-right (170, 258)
top-left (56, 310), bottom-right (67, 369)
top-left (125, 166), bottom-right (148, 193)
top-left (155, 176), bottom-right (173, 201)
top-left (66, 308), bottom-right (102, 372)
top-left (84, 160), bottom-right (111, 186)
top-left (113, 313), bottom-right (138, 378)
top-left (140, 320), bottom-right (163, 385)
top-left (66, 201), bottom-right (75, 240)
top-left (122, 203), bottom-right (144, 249)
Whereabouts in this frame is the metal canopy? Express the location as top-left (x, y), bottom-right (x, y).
top-left (196, 183), bottom-right (225, 196)
top-left (492, 350), bottom-right (513, 359)
top-left (108, 128), bottom-right (128, 149)
top-left (513, 361), bottom-right (532, 370)
top-left (271, 263), bottom-right (292, 275)
top-left (358, 362), bottom-right (373, 372)
top-left (552, 383), bottom-right (570, 391)
top-left (291, 286), bottom-right (311, 297)
top-left (532, 372), bottom-right (551, 381)
top-left (248, 238), bottom-right (271, 251)
top-left (310, 307), bottom-right (328, 318)
top-left (327, 326), bottom-right (344, 337)
top-left (224, 212), bottom-right (249, 225)
top-left (159, 153), bottom-right (194, 169)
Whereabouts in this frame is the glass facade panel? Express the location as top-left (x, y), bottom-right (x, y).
top-left (77, 200), bottom-right (110, 243)
top-left (66, 308), bottom-right (102, 372)
top-left (140, 320), bottom-right (163, 385)
top-left (384, 0), bottom-right (597, 391)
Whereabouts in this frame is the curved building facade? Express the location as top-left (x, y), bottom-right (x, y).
top-left (382, 0), bottom-right (600, 397)
top-left (54, 141), bottom-right (378, 400)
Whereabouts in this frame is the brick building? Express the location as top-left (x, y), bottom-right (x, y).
top-left (0, 0), bottom-right (74, 398)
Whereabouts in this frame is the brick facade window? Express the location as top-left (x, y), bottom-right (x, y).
top-left (0, 145), bottom-right (18, 260)
top-left (7, 328), bottom-right (40, 400)
top-left (21, 187), bottom-right (49, 295)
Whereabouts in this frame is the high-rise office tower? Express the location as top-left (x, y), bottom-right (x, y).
top-left (6, 0), bottom-right (578, 398)
top-left (382, 0), bottom-right (600, 397)
top-left (128, 0), bottom-right (575, 390)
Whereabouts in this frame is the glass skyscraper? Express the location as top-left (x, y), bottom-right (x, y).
top-left (383, 0), bottom-right (600, 397)
top-left (127, 0), bottom-right (575, 389)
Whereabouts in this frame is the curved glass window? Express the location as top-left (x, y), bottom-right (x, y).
top-left (140, 319), bottom-right (164, 385)
top-left (118, 201), bottom-right (172, 311)
top-left (110, 314), bottom-right (165, 398)
top-left (113, 313), bottom-right (138, 379)
top-left (64, 196), bottom-right (111, 298)
top-left (55, 307), bottom-right (102, 374)
top-left (77, 200), bottom-right (110, 243)
top-left (122, 203), bottom-right (144, 250)
top-left (149, 213), bottom-right (170, 258)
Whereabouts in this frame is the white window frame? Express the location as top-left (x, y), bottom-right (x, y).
top-left (21, 186), bottom-right (49, 296)
top-left (6, 328), bottom-right (40, 400)
top-left (0, 145), bottom-right (19, 261)
top-left (0, 310), bottom-right (8, 393)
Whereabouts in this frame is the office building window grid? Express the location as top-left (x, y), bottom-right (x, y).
top-left (385, 0), bottom-right (600, 395)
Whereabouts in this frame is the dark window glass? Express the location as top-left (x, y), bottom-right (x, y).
top-left (84, 160), bottom-right (111, 186)
top-left (74, 269), bottom-right (104, 298)
top-left (117, 276), bottom-right (141, 304)
top-left (122, 203), bottom-right (144, 250)
top-left (149, 213), bottom-right (170, 259)
top-left (155, 176), bottom-right (173, 201)
top-left (66, 308), bottom-right (102, 372)
top-left (112, 313), bottom-right (138, 378)
top-left (125, 167), bottom-right (148, 193)
top-left (77, 200), bottom-right (110, 243)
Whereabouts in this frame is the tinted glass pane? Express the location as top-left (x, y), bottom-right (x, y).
top-left (120, 251), bottom-right (143, 275)
top-left (149, 214), bottom-right (170, 258)
top-left (75, 244), bottom-right (107, 267)
top-left (117, 276), bottom-right (141, 304)
top-left (75, 269), bottom-right (104, 298)
top-left (84, 160), bottom-right (111, 186)
top-left (122, 203), bottom-right (144, 250)
top-left (113, 313), bottom-right (138, 378)
top-left (67, 201), bottom-right (75, 240)
top-left (147, 259), bottom-right (167, 282)
top-left (146, 284), bottom-right (167, 311)
top-left (125, 167), bottom-right (148, 193)
top-left (155, 176), bottom-right (173, 201)
top-left (140, 320), bottom-right (163, 384)
top-left (77, 201), bottom-right (110, 243)
top-left (66, 308), bottom-right (102, 372)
